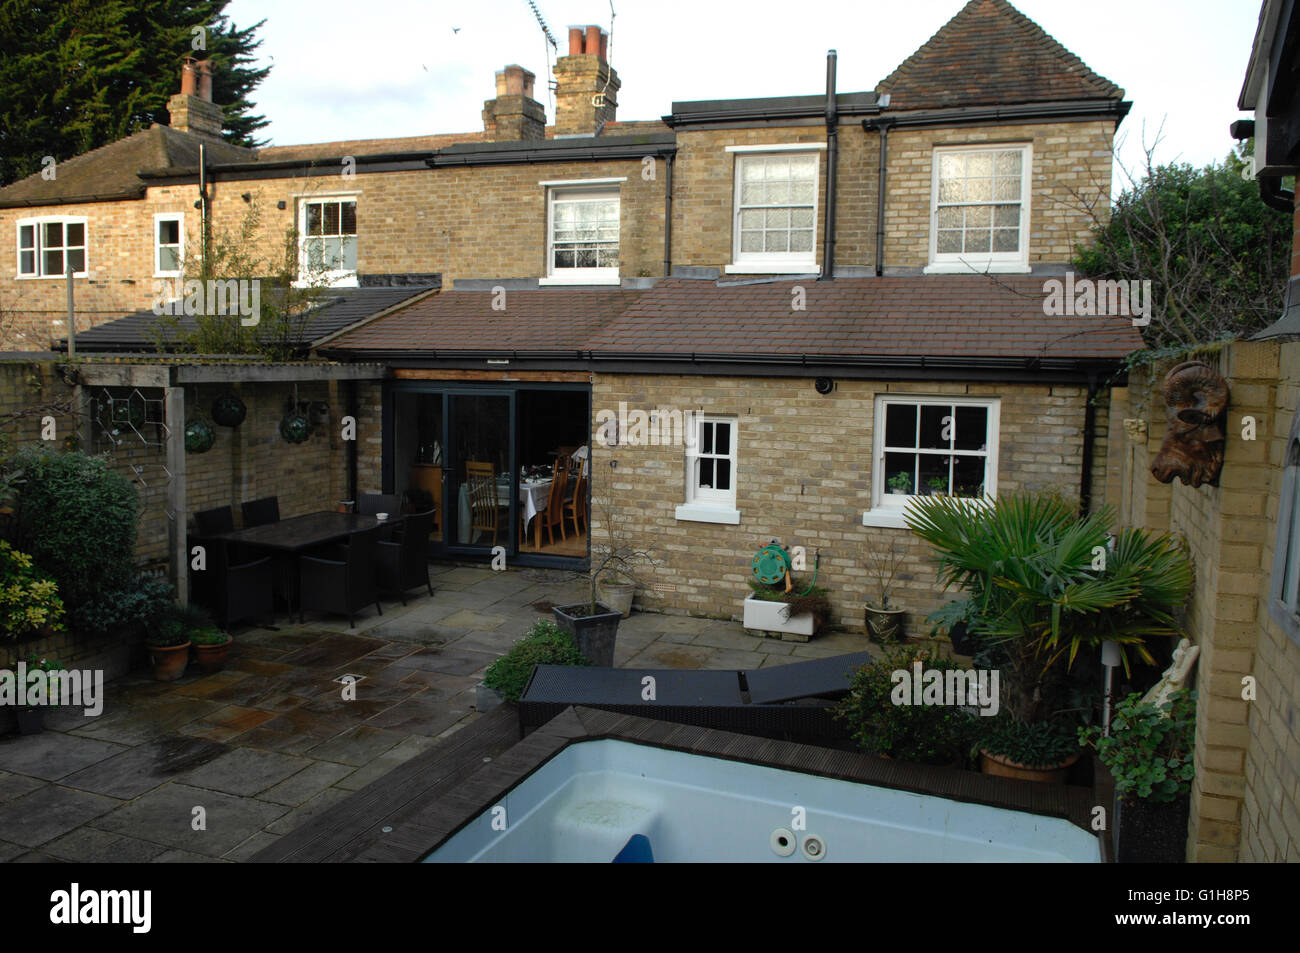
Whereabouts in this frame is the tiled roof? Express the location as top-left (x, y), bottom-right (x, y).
top-left (324, 276), bottom-right (1142, 364)
top-left (70, 283), bottom-right (438, 352)
top-left (325, 287), bottom-right (646, 353)
top-left (0, 125), bottom-right (253, 208)
top-left (878, 0), bottom-right (1125, 110)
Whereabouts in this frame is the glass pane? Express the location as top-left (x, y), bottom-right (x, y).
top-left (341, 202), bottom-right (356, 235)
top-left (883, 451), bottom-right (918, 496)
top-left (993, 205), bottom-right (1020, 227)
top-left (790, 230), bottom-right (814, 252)
top-left (698, 458), bottom-right (715, 490)
top-left (937, 230), bottom-right (962, 253)
top-left (554, 249), bottom-right (574, 268)
top-left (597, 247), bottom-right (618, 267)
top-left (791, 156), bottom-right (817, 178)
top-left (19, 250), bottom-right (34, 274)
top-left (764, 231), bottom-right (790, 253)
top-left (306, 203), bottom-right (322, 236)
top-left (714, 422), bottom-right (731, 456)
top-left (740, 231), bottom-right (763, 253)
top-left (995, 151), bottom-right (1022, 175)
top-left (449, 394), bottom-right (512, 551)
top-left (765, 208), bottom-right (791, 229)
top-left (936, 207), bottom-right (962, 229)
top-left (42, 222), bottom-right (63, 248)
top-left (791, 208), bottom-right (814, 228)
top-left (938, 180), bottom-right (962, 203)
top-left (714, 458), bottom-right (731, 491)
top-left (742, 158), bottom-right (764, 181)
top-left (701, 422), bottom-right (714, 455)
top-left (953, 454), bottom-right (987, 498)
top-left (967, 154), bottom-right (993, 177)
top-left (739, 209), bottom-right (763, 230)
top-left (43, 249), bottom-right (63, 275)
top-left (307, 238), bottom-right (324, 269)
top-left (791, 181), bottom-right (815, 203)
top-left (964, 229), bottom-right (991, 253)
top-left (965, 177), bottom-right (992, 202)
top-left (994, 177), bottom-right (1021, 201)
top-left (884, 404), bottom-right (917, 448)
top-left (323, 202), bottom-right (340, 236)
top-left (965, 205), bottom-right (992, 227)
top-left (159, 219), bottom-right (180, 244)
top-left (65, 222), bottom-right (85, 246)
top-left (321, 237), bottom-right (341, 267)
top-left (554, 204), bottom-right (574, 224)
top-left (341, 237), bottom-right (357, 271)
top-left (159, 246), bottom-right (180, 271)
top-left (920, 405), bottom-right (951, 450)
top-left (1286, 471), bottom-right (1300, 606)
top-left (939, 155), bottom-right (963, 178)
top-left (741, 183), bottom-right (763, 205)
top-left (993, 229), bottom-right (1020, 252)
top-left (954, 406), bottom-right (989, 451)
top-left (18, 224), bottom-right (34, 249)
top-left (764, 181), bottom-right (791, 204)
top-left (576, 248), bottom-right (597, 268)
top-left (919, 455), bottom-right (951, 495)
top-left (67, 249), bottom-right (84, 272)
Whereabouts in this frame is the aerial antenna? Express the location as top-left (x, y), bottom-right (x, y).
top-left (525, 0), bottom-right (558, 51)
top-left (524, 0), bottom-right (558, 112)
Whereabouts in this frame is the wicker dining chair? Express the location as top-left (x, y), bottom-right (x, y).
top-left (241, 496), bottom-right (280, 528)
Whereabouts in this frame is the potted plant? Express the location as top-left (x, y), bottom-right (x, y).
top-left (478, 619), bottom-right (590, 711)
top-left (187, 605), bottom-right (233, 674)
top-left (833, 646), bottom-right (977, 766)
top-left (554, 497), bottom-right (656, 665)
top-left (12, 653), bottom-right (63, 735)
top-left (1080, 689), bottom-right (1196, 863)
top-left (887, 471), bottom-right (912, 496)
top-left (926, 475), bottom-right (948, 496)
top-left (906, 491), bottom-right (1193, 784)
top-left (977, 719), bottom-right (1084, 783)
top-left (863, 541), bottom-right (907, 643)
top-left (145, 605), bottom-right (192, 681)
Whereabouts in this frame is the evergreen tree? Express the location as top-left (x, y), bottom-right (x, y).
top-left (0, 0), bottom-right (271, 186)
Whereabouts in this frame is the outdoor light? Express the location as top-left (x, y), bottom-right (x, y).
top-left (815, 377), bottom-right (835, 395)
top-left (1100, 640), bottom-right (1122, 736)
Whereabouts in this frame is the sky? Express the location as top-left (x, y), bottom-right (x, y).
top-left (222, 0), bottom-right (1264, 195)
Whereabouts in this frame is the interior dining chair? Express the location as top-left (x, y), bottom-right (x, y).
top-left (562, 454), bottom-right (587, 538)
top-left (536, 455), bottom-right (570, 547)
top-left (465, 461), bottom-right (499, 545)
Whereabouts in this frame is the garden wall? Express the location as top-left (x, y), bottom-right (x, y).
top-left (1104, 340), bottom-right (1300, 862)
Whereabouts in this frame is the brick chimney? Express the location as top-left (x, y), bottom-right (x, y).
top-left (482, 64), bottom-right (546, 140)
top-left (167, 58), bottom-right (224, 141)
top-left (553, 26), bottom-right (619, 137)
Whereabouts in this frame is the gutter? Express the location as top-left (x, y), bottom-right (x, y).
top-left (871, 98), bottom-right (1132, 129)
top-left (428, 141), bottom-right (676, 167)
top-left (0, 189), bottom-right (143, 210)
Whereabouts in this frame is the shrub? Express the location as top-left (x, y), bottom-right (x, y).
top-left (1079, 690), bottom-right (1196, 803)
top-left (3, 448), bottom-right (139, 634)
top-left (833, 646), bottom-right (979, 766)
top-left (482, 619), bottom-right (589, 703)
top-left (0, 540), bottom-right (65, 639)
top-left (979, 719), bottom-right (1081, 769)
top-left (77, 575), bottom-right (174, 639)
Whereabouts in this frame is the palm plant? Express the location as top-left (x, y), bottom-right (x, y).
top-left (905, 491), bottom-right (1192, 725)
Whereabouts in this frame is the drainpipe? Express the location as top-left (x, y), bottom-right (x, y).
top-left (863, 118), bottom-right (892, 276)
top-left (1080, 372), bottom-right (1098, 516)
top-left (198, 142), bottom-right (209, 270)
top-left (821, 50), bottom-right (837, 281)
top-left (663, 152), bottom-right (674, 277)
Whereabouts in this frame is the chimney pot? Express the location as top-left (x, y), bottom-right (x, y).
top-left (585, 26), bottom-right (602, 57)
top-left (180, 59), bottom-right (198, 97)
top-left (568, 28), bottom-right (584, 55)
top-left (196, 60), bottom-right (213, 102)
top-left (599, 32), bottom-right (607, 61)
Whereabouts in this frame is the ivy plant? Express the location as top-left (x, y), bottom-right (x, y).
top-left (1079, 689), bottom-right (1197, 803)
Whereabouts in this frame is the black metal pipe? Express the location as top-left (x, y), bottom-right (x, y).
top-left (821, 51), bottom-right (838, 281)
top-left (198, 143), bottom-right (208, 270)
top-left (863, 119), bottom-right (892, 276)
top-left (664, 152), bottom-right (674, 277)
top-left (1080, 373), bottom-right (1098, 516)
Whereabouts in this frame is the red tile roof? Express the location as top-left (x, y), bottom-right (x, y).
top-left (878, 0), bottom-right (1125, 110)
top-left (325, 276), bottom-right (1143, 364)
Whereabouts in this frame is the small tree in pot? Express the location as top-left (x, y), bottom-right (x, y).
top-left (1080, 689), bottom-right (1196, 862)
top-left (863, 540), bottom-right (907, 643)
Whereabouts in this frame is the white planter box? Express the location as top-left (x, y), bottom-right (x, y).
top-left (742, 595), bottom-right (815, 636)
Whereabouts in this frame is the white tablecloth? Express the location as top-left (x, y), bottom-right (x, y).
top-left (456, 478), bottom-right (553, 544)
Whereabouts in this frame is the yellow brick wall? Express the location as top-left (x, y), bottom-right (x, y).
top-left (588, 372), bottom-right (1089, 628)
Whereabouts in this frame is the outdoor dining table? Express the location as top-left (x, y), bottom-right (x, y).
top-left (215, 511), bottom-right (404, 615)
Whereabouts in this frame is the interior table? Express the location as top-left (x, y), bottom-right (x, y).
top-left (216, 511), bottom-right (403, 614)
top-left (456, 478), bottom-right (552, 546)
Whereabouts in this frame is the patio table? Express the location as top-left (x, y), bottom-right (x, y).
top-left (215, 511), bottom-right (404, 615)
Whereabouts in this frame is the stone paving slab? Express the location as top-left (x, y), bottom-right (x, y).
top-left (259, 760), bottom-right (356, 807)
top-left (61, 736), bottom-right (230, 800)
top-left (92, 783), bottom-right (289, 858)
top-left (42, 827), bottom-right (170, 863)
top-left (0, 785), bottom-right (121, 847)
top-left (0, 769), bottom-right (46, 802)
top-left (179, 748), bottom-right (314, 798)
top-left (0, 732), bottom-right (126, 781)
top-left (304, 725), bottom-right (404, 766)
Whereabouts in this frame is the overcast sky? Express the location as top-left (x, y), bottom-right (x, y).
top-left (223, 0), bottom-right (1263, 194)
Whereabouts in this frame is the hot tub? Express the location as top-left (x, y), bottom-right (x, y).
top-left (423, 739), bottom-right (1101, 863)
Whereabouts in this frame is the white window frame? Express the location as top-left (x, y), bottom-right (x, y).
top-left (153, 213), bottom-right (184, 278)
top-left (863, 395), bottom-right (1000, 528)
top-left (16, 215), bottom-right (88, 279)
top-left (1268, 423), bottom-right (1300, 647)
top-left (924, 143), bottom-right (1032, 275)
top-left (676, 414), bottom-right (740, 525)
top-left (726, 146), bottom-right (822, 275)
top-left (541, 184), bottom-right (621, 286)
top-left (296, 196), bottom-right (358, 288)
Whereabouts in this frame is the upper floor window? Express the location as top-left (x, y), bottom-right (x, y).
top-left (544, 185), bottom-right (620, 285)
top-left (154, 214), bottom-right (183, 277)
top-left (1269, 429), bottom-right (1300, 647)
top-left (727, 145), bottom-right (823, 274)
top-left (926, 144), bottom-right (1031, 274)
top-left (299, 197), bottom-right (357, 287)
top-left (16, 216), bottom-right (87, 278)
top-left (864, 396), bottom-right (1000, 528)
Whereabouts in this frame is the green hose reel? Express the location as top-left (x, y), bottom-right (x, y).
top-left (750, 540), bottom-right (820, 594)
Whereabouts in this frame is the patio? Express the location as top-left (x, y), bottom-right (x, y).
top-left (0, 564), bottom-right (867, 863)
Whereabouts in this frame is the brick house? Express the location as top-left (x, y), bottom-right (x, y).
top-left (0, 0), bottom-right (1141, 628)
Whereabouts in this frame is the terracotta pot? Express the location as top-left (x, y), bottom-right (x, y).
top-left (192, 637), bottom-right (233, 675)
top-left (979, 748), bottom-right (1081, 784)
top-left (149, 642), bottom-right (192, 681)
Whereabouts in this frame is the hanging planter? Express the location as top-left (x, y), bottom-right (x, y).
top-left (280, 411), bottom-right (311, 444)
top-left (184, 419), bottom-right (215, 454)
top-left (211, 392), bottom-right (247, 428)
